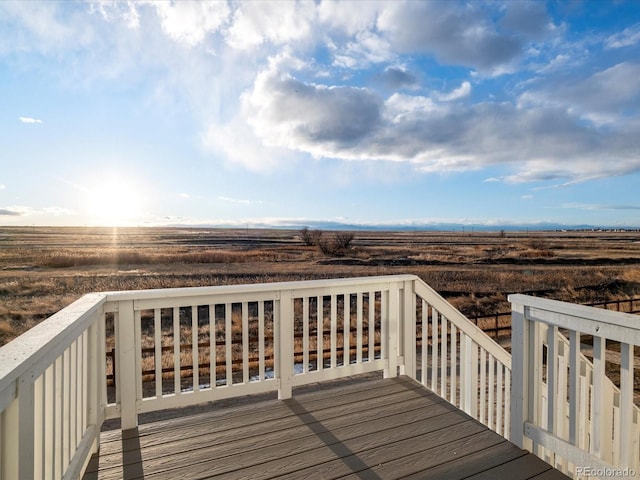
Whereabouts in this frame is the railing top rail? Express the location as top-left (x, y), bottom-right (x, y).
top-left (509, 293), bottom-right (640, 343)
top-left (101, 274), bottom-right (419, 303)
top-left (0, 293), bottom-right (105, 406)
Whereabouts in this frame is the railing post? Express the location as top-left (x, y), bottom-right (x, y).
top-left (384, 285), bottom-right (399, 379)
top-left (400, 280), bottom-right (416, 380)
top-left (86, 309), bottom-right (104, 453)
top-left (510, 300), bottom-right (531, 450)
top-left (277, 290), bottom-right (294, 400)
top-left (116, 300), bottom-right (138, 430)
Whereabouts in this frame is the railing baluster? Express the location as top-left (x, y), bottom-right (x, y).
top-left (241, 302), bottom-right (249, 384)
top-left (568, 330), bottom-right (580, 445)
top-left (331, 294), bottom-right (337, 368)
top-left (258, 301), bottom-right (265, 380)
top-left (225, 303), bottom-right (232, 386)
top-left (547, 325), bottom-right (557, 442)
top-left (317, 296), bottom-right (323, 370)
top-left (496, 360), bottom-right (503, 436)
top-left (172, 306), bottom-right (180, 394)
top-left (620, 342), bottom-right (634, 468)
top-left (440, 318), bottom-right (447, 398)
top-left (209, 304), bottom-right (217, 386)
top-left (504, 368), bottom-right (510, 440)
top-left (488, 353), bottom-right (494, 430)
top-left (63, 348), bottom-right (70, 467)
top-left (70, 340), bottom-right (77, 453)
top-left (421, 299), bottom-right (428, 386)
top-left (431, 309), bottom-right (439, 392)
top-left (154, 308), bottom-right (162, 397)
top-left (450, 323), bottom-right (457, 406)
top-left (479, 348), bottom-right (486, 425)
top-left (344, 294), bottom-right (350, 366)
top-left (357, 292), bottom-right (363, 364)
top-left (193, 305), bottom-right (200, 391)
top-left (368, 291), bottom-right (375, 363)
top-left (44, 364), bottom-right (54, 479)
top-left (302, 297), bottom-right (309, 374)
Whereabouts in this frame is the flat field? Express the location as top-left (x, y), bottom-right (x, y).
top-left (2, 226), bottom-right (640, 346)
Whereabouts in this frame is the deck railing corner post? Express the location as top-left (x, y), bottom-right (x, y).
top-left (116, 299), bottom-right (139, 430)
top-left (509, 298), bottom-right (530, 450)
top-left (277, 290), bottom-right (294, 400)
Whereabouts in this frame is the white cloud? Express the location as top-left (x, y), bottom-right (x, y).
top-left (519, 62), bottom-right (640, 126)
top-left (245, 68), bottom-right (383, 156)
top-left (437, 81), bottom-right (471, 101)
top-left (218, 196), bottom-right (260, 205)
top-left (43, 206), bottom-right (75, 216)
top-left (239, 66), bottom-right (640, 183)
top-left (606, 23), bottom-right (640, 49)
top-left (19, 116), bottom-right (42, 124)
top-left (152, 1), bottom-right (230, 47)
top-left (225, 1), bottom-right (316, 50)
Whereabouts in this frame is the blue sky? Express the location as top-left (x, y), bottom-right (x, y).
top-left (2, 1), bottom-right (640, 228)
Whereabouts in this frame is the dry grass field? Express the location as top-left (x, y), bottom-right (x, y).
top-left (2, 225), bottom-right (640, 347)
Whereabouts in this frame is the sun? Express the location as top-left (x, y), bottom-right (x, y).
top-left (86, 177), bottom-right (145, 226)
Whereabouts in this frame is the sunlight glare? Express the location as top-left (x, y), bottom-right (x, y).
top-left (87, 177), bottom-right (145, 226)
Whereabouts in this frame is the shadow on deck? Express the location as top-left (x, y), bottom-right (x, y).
top-left (83, 374), bottom-right (568, 480)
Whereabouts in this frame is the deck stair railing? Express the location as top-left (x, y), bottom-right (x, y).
top-left (510, 295), bottom-right (640, 478)
top-left (0, 274), bottom-right (635, 479)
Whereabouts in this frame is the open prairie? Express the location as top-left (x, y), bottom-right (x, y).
top-left (2, 226), bottom-right (640, 346)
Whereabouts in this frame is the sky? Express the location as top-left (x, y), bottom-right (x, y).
top-left (1, 0), bottom-right (640, 229)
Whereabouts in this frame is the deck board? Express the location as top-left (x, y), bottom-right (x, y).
top-left (84, 375), bottom-right (568, 480)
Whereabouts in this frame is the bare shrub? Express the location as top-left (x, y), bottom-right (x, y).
top-left (299, 227), bottom-right (323, 246)
top-left (319, 232), bottom-right (355, 256)
top-left (334, 232), bottom-right (355, 249)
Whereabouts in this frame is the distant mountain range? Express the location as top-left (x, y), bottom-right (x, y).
top-left (169, 220), bottom-right (639, 232)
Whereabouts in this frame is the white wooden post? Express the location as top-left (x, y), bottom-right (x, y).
top-left (590, 335), bottom-right (605, 458)
top-left (510, 301), bottom-right (531, 450)
top-left (384, 286), bottom-right (399, 378)
top-left (116, 300), bottom-right (138, 430)
top-left (87, 319), bottom-right (100, 454)
top-left (277, 291), bottom-right (294, 400)
top-left (401, 280), bottom-right (416, 379)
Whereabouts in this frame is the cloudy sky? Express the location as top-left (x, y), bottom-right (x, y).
top-left (2, 1), bottom-right (640, 228)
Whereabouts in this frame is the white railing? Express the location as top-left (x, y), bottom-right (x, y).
top-left (412, 281), bottom-right (512, 438)
top-left (510, 294), bottom-right (640, 478)
top-left (0, 275), bottom-right (512, 479)
top-left (0, 294), bottom-right (106, 480)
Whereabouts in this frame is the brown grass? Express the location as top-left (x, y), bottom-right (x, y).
top-left (2, 226), bottom-right (640, 346)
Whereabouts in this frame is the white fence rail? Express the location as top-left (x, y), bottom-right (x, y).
top-left (0, 274), bottom-right (520, 479)
top-left (510, 294), bottom-right (640, 478)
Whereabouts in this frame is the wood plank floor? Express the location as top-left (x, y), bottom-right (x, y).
top-left (83, 375), bottom-right (569, 479)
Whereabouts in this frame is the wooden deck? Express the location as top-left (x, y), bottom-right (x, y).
top-left (83, 375), bottom-right (568, 480)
